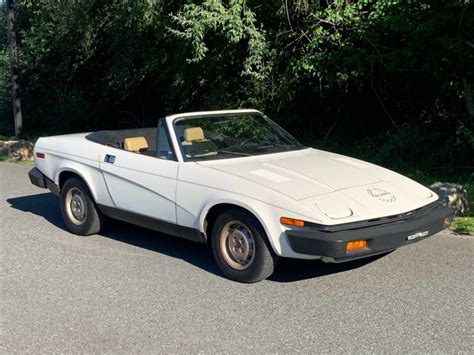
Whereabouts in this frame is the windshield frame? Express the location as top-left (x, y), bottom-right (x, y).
top-left (170, 110), bottom-right (305, 163)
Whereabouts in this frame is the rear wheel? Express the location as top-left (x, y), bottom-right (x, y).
top-left (60, 177), bottom-right (103, 235)
top-left (211, 208), bottom-right (278, 282)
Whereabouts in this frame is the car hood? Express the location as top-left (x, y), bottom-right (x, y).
top-left (197, 148), bottom-right (435, 208)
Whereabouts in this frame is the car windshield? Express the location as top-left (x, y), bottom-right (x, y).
top-left (174, 112), bottom-right (304, 161)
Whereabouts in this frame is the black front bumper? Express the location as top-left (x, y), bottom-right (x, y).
top-left (286, 203), bottom-right (454, 262)
top-left (28, 167), bottom-right (60, 196)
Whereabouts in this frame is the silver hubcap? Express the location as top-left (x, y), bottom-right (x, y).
top-left (65, 187), bottom-right (87, 225)
top-left (219, 221), bottom-right (255, 270)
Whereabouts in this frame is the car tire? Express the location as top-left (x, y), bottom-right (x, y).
top-left (60, 177), bottom-right (103, 236)
top-left (211, 208), bottom-right (279, 283)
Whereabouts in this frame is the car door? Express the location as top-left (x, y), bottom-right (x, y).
top-left (99, 119), bottom-right (178, 224)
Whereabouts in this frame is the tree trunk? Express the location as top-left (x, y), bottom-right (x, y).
top-left (6, 0), bottom-right (23, 139)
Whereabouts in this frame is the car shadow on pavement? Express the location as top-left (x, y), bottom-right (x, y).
top-left (268, 254), bottom-right (388, 283)
top-left (7, 192), bottom-right (221, 278)
top-left (7, 192), bottom-right (67, 230)
top-left (7, 192), bottom-right (390, 283)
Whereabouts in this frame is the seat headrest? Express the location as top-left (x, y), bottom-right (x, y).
top-left (184, 127), bottom-right (205, 142)
top-left (124, 136), bottom-right (148, 153)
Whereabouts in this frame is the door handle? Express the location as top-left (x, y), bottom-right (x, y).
top-left (104, 154), bottom-right (116, 164)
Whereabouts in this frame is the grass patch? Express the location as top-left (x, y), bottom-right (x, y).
top-left (0, 134), bottom-right (13, 141)
top-left (0, 155), bottom-right (34, 165)
top-left (450, 217), bottom-right (474, 234)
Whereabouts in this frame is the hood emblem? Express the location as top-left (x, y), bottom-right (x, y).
top-left (367, 188), bottom-right (396, 202)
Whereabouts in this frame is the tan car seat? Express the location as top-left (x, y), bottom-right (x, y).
top-left (182, 127), bottom-right (217, 157)
top-left (123, 136), bottom-right (148, 153)
top-left (183, 127), bottom-right (205, 143)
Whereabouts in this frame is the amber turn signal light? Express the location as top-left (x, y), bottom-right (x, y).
top-left (280, 217), bottom-right (305, 227)
top-left (346, 240), bottom-right (367, 252)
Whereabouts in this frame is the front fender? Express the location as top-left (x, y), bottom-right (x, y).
top-left (199, 197), bottom-right (269, 233)
top-left (198, 197), bottom-right (320, 259)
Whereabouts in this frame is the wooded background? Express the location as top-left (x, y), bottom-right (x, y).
top-left (1, 0), bottom-right (473, 172)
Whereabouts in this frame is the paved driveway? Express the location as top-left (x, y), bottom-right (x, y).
top-left (1, 162), bottom-right (472, 352)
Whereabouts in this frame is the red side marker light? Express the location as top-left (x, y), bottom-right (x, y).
top-left (36, 152), bottom-right (45, 159)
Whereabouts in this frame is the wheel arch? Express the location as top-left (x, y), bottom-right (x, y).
top-left (201, 200), bottom-right (279, 254)
top-left (55, 167), bottom-right (98, 202)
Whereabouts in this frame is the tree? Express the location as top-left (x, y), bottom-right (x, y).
top-left (6, 0), bottom-right (22, 138)
top-left (1, 0), bottom-right (471, 169)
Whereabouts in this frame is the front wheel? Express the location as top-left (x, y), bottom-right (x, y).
top-left (60, 177), bottom-right (103, 235)
top-left (211, 208), bottom-right (279, 283)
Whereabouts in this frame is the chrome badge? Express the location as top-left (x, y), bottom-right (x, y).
top-left (367, 188), bottom-right (396, 202)
top-left (407, 231), bottom-right (429, 241)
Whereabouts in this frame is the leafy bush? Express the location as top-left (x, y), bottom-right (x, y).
top-left (0, 0), bottom-right (472, 172)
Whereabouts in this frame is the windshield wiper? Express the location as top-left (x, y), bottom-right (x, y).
top-left (256, 142), bottom-right (296, 149)
top-left (216, 149), bottom-right (250, 156)
top-left (187, 149), bottom-right (250, 158)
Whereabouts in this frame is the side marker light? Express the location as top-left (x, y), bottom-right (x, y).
top-left (280, 217), bottom-right (305, 227)
top-left (346, 240), bottom-right (367, 252)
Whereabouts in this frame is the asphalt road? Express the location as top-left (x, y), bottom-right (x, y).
top-left (1, 162), bottom-right (473, 353)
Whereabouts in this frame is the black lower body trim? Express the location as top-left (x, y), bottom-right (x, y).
top-left (29, 167), bottom-right (46, 188)
top-left (28, 167), bottom-right (60, 196)
top-left (286, 204), bottom-right (454, 262)
top-left (97, 204), bottom-right (205, 243)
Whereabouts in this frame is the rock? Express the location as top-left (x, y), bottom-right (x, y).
top-left (0, 141), bottom-right (10, 155)
top-left (6, 140), bottom-right (34, 161)
top-left (0, 140), bottom-right (18, 156)
top-left (430, 182), bottom-right (470, 217)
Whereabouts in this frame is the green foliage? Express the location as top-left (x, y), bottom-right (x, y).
top-left (0, 0), bottom-right (472, 174)
top-left (457, 123), bottom-right (474, 150)
top-left (170, 0), bottom-right (269, 80)
top-left (0, 48), bottom-right (10, 134)
top-left (0, 3), bottom-right (11, 135)
top-left (0, 154), bottom-right (34, 165)
top-left (211, 114), bottom-right (267, 139)
top-left (451, 217), bottom-right (474, 234)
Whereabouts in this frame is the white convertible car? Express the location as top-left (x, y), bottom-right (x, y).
top-left (29, 109), bottom-right (453, 282)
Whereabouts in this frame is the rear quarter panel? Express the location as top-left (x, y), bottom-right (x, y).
top-left (34, 134), bottom-right (114, 206)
